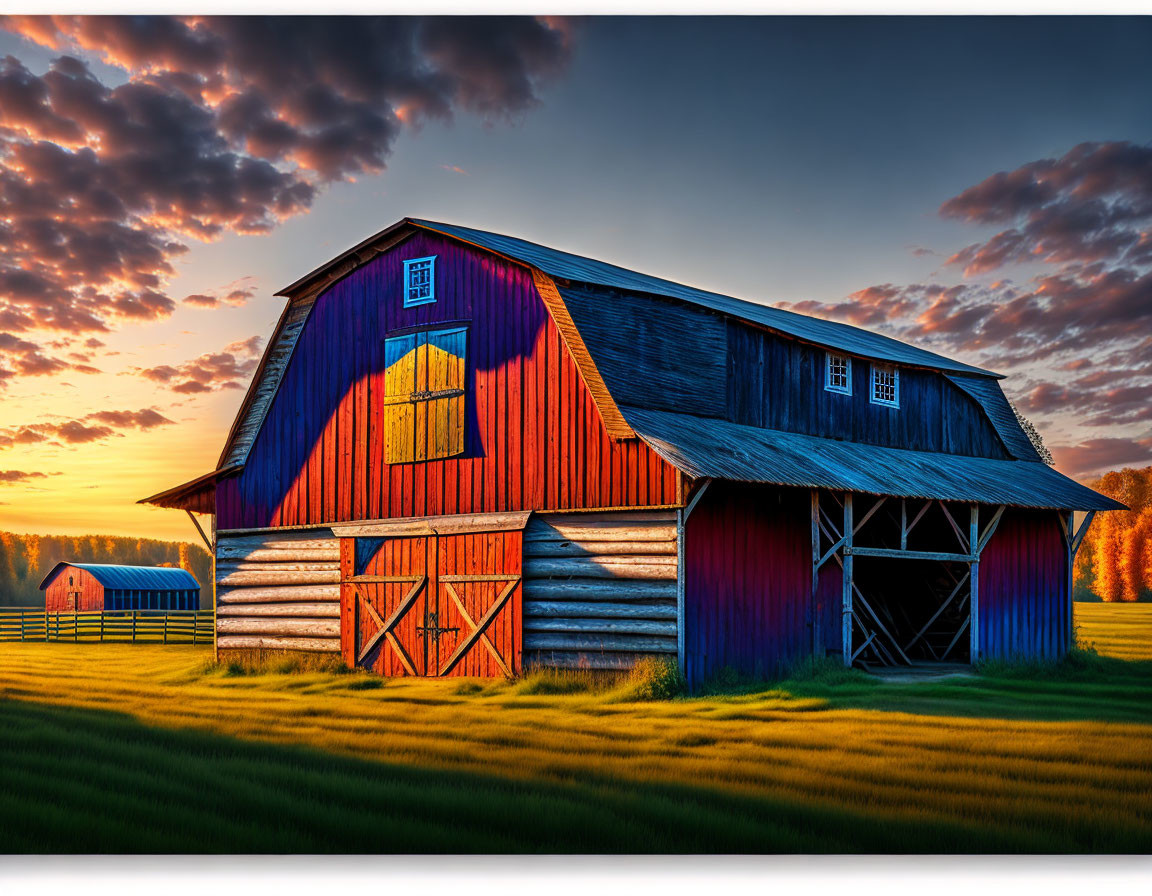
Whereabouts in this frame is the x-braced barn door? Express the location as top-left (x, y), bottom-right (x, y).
top-left (340, 530), bottom-right (523, 677)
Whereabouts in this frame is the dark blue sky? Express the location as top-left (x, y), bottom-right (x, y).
top-left (243, 16), bottom-right (1152, 304)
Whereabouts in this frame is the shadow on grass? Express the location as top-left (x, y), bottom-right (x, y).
top-left (5, 697), bottom-right (1140, 854)
top-left (704, 652), bottom-right (1152, 726)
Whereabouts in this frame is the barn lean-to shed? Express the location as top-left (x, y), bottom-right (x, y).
top-left (140, 218), bottom-right (1122, 684)
top-left (39, 563), bottom-right (200, 613)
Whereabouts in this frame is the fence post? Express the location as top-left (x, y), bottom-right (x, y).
top-left (192, 610), bottom-right (198, 645)
top-left (163, 612), bottom-right (168, 645)
top-left (100, 611), bottom-right (105, 642)
top-left (131, 610), bottom-right (137, 643)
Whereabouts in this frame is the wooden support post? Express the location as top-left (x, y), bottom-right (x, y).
top-left (211, 513), bottom-right (218, 663)
top-left (842, 492), bottom-right (854, 667)
top-left (811, 489), bottom-right (820, 658)
top-left (900, 499), bottom-right (907, 551)
top-left (1066, 510), bottom-right (1095, 654)
top-left (676, 478), bottom-right (711, 678)
top-left (186, 509), bottom-right (213, 553)
top-left (969, 504), bottom-right (980, 664)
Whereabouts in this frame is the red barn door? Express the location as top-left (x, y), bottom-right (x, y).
top-left (341, 526), bottom-right (522, 677)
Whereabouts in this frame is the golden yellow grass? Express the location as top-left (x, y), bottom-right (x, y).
top-left (1076, 602), bottom-right (1152, 660)
top-left (0, 602), bottom-right (1149, 851)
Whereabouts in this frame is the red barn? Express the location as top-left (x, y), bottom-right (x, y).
top-left (40, 563), bottom-right (200, 612)
top-left (141, 218), bottom-right (1121, 684)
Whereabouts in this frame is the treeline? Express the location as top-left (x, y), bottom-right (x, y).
top-left (1075, 466), bottom-right (1152, 602)
top-left (0, 532), bottom-right (212, 609)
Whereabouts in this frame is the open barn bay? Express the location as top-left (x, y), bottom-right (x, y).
top-left (0, 604), bottom-right (1149, 853)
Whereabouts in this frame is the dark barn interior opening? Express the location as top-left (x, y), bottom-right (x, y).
top-left (817, 491), bottom-right (995, 670)
top-left (851, 557), bottom-right (970, 667)
top-left (849, 499), bottom-right (976, 668)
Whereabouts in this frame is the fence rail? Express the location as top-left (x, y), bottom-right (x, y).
top-left (0, 608), bottom-right (213, 644)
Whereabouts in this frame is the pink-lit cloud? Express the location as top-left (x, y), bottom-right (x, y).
top-left (0, 406), bottom-right (176, 450)
top-left (133, 334), bottom-right (264, 393)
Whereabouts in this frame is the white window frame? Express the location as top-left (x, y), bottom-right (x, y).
top-left (403, 256), bottom-right (436, 307)
top-left (824, 352), bottom-right (852, 395)
top-left (870, 363), bottom-right (900, 408)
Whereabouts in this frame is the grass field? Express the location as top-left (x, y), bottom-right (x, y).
top-left (0, 604), bottom-right (1149, 853)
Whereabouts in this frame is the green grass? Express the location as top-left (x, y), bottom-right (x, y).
top-left (0, 603), bottom-right (1149, 853)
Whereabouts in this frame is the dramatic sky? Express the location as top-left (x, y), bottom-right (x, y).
top-left (0, 15), bottom-right (1149, 539)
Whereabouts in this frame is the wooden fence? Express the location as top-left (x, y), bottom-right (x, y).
top-left (0, 608), bottom-right (214, 644)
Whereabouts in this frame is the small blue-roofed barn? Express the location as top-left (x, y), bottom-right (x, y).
top-left (40, 563), bottom-right (200, 612)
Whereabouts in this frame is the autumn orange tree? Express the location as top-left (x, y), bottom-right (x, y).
top-left (1077, 466), bottom-right (1152, 602)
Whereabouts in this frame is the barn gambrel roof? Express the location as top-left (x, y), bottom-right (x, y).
top-left (140, 217), bottom-right (1122, 513)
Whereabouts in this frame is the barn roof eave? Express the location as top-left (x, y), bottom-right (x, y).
top-left (622, 405), bottom-right (1125, 512)
top-left (138, 464), bottom-right (243, 514)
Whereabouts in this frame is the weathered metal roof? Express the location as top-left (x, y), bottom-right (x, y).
top-left (946, 374), bottom-right (1040, 462)
top-left (39, 563), bottom-right (201, 592)
top-left (410, 219), bottom-right (999, 378)
top-left (622, 406), bottom-right (1124, 511)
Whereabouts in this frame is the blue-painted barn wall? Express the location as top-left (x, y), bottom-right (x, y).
top-left (978, 509), bottom-right (1070, 661)
top-left (725, 322), bottom-right (1009, 458)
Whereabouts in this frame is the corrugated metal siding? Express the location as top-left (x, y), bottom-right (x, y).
top-left (978, 510), bottom-right (1070, 661)
top-left (523, 512), bottom-right (677, 669)
top-left (215, 232), bottom-right (679, 530)
top-left (410, 219), bottom-right (997, 377)
top-left (684, 484), bottom-right (811, 686)
top-left (726, 322), bottom-right (1009, 458)
top-left (624, 406), bottom-right (1123, 511)
top-left (215, 528), bottom-right (341, 653)
top-left (946, 374), bottom-right (1042, 462)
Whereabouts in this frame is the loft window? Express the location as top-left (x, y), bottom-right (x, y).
top-left (825, 353), bottom-right (851, 394)
top-left (403, 256), bottom-right (436, 307)
top-left (383, 326), bottom-right (467, 463)
top-left (871, 364), bottom-right (900, 407)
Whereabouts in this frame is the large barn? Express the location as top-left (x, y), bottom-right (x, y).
top-left (141, 218), bottom-right (1121, 684)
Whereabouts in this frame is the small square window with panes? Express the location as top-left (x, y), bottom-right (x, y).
top-left (825, 353), bottom-right (851, 394)
top-left (870, 364), bottom-right (899, 407)
top-left (403, 256), bottom-right (436, 307)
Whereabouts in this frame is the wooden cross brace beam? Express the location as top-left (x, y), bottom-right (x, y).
top-left (438, 575), bottom-right (520, 678)
top-left (356, 576), bottom-right (425, 674)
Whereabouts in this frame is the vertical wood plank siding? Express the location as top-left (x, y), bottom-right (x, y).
top-left (215, 528), bottom-right (341, 653)
top-left (215, 233), bottom-right (679, 530)
top-left (43, 566), bottom-right (104, 612)
top-left (977, 509), bottom-right (1070, 662)
top-left (725, 322), bottom-right (1009, 459)
top-left (683, 484), bottom-right (811, 686)
top-left (522, 512), bottom-right (678, 669)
